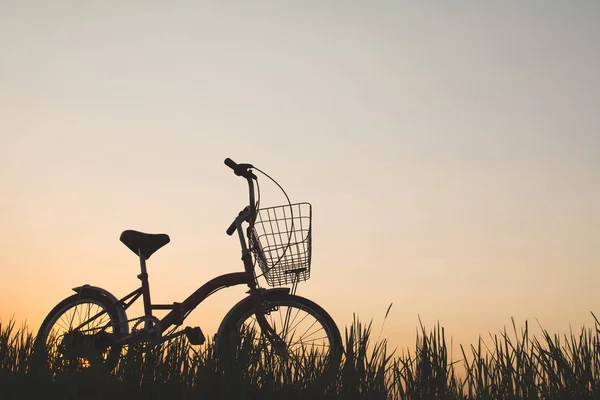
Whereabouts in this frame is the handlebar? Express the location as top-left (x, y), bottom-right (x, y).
top-left (224, 158), bottom-right (257, 237)
top-left (224, 158), bottom-right (257, 180)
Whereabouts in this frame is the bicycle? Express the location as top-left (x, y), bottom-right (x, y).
top-left (35, 158), bottom-right (342, 386)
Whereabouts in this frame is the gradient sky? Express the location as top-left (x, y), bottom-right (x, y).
top-left (1, 1), bottom-right (599, 353)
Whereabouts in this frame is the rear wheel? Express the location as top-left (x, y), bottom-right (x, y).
top-left (217, 291), bottom-right (342, 390)
top-left (35, 291), bottom-right (126, 373)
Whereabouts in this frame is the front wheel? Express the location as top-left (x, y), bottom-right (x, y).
top-left (35, 291), bottom-right (127, 373)
top-left (216, 291), bottom-right (342, 390)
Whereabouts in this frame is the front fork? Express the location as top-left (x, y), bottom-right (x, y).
top-left (243, 254), bottom-right (288, 356)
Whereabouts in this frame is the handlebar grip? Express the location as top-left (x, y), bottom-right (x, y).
top-left (224, 158), bottom-right (238, 172)
top-left (227, 206), bottom-right (252, 236)
top-left (226, 220), bottom-right (237, 236)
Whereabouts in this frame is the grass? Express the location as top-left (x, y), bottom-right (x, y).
top-left (2, 314), bottom-right (600, 399)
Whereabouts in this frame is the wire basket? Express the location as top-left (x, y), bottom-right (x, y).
top-left (250, 202), bottom-right (312, 287)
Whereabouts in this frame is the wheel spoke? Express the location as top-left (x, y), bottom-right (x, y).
top-left (286, 309), bottom-right (311, 336)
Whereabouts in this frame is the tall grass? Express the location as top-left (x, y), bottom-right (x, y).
top-left (2, 314), bottom-right (600, 399)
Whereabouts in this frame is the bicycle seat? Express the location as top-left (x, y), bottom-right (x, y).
top-left (120, 230), bottom-right (170, 260)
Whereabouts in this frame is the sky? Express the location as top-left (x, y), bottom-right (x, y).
top-left (1, 1), bottom-right (599, 354)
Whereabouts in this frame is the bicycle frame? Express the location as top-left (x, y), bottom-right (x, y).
top-left (109, 171), bottom-right (284, 348)
top-left (110, 273), bottom-right (249, 341)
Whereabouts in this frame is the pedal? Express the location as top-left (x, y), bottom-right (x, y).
top-left (184, 326), bottom-right (205, 345)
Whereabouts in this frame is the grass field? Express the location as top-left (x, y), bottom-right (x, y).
top-left (2, 314), bottom-right (600, 399)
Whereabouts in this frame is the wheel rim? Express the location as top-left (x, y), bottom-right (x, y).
top-left (40, 299), bottom-right (117, 370)
top-left (232, 299), bottom-right (337, 385)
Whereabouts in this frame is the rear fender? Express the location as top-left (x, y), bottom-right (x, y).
top-left (72, 284), bottom-right (129, 335)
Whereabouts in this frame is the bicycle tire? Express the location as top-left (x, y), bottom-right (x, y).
top-left (216, 291), bottom-right (342, 390)
top-left (35, 291), bottom-right (127, 373)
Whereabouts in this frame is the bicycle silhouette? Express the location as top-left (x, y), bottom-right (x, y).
top-left (35, 158), bottom-right (342, 384)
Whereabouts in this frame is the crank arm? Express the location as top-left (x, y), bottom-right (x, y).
top-left (159, 330), bottom-right (187, 343)
top-left (114, 329), bottom-right (154, 346)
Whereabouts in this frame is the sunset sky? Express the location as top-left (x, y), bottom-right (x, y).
top-left (1, 1), bottom-right (599, 353)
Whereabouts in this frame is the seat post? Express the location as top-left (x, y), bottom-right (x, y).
top-left (137, 249), bottom-right (152, 317)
